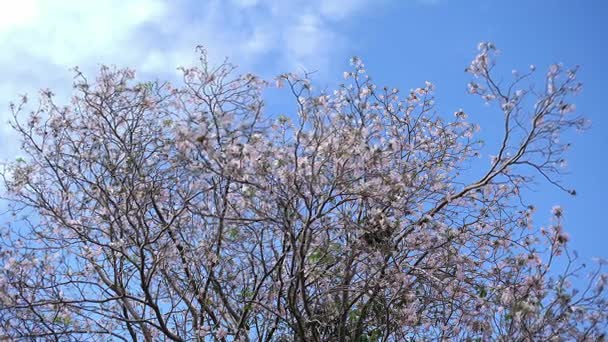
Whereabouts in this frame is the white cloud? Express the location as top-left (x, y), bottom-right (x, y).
top-left (0, 0), bottom-right (442, 158)
top-left (0, 0), bottom-right (166, 66)
top-left (0, 0), bottom-right (373, 91)
top-left (0, 0), bottom-right (39, 32)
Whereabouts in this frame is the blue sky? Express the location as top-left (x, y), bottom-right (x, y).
top-left (0, 0), bottom-right (606, 262)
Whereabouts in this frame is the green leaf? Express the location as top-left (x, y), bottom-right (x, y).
top-left (477, 286), bottom-right (487, 298)
top-left (228, 228), bottom-right (239, 239)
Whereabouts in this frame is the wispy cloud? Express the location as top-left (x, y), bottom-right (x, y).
top-left (0, 0), bottom-right (439, 156)
top-left (0, 0), bottom-right (371, 82)
top-left (0, 0), bottom-right (373, 155)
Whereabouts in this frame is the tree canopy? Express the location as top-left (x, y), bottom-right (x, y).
top-left (1, 43), bottom-right (606, 341)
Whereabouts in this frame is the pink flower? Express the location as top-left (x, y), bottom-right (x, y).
top-left (215, 328), bottom-right (228, 339)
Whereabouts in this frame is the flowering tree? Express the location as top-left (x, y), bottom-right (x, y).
top-left (1, 44), bottom-right (606, 341)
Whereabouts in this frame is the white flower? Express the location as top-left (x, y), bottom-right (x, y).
top-left (454, 109), bottom-right (467, 119)
top-left (501, 290), bottom-right (514, 305)
top-left (501, 102), bottom-right (514, 111)
top-left (551, 205), bottom-right (563, 217)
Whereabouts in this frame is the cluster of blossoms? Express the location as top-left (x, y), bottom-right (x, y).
top-left (0, 44), bottom-right (605, 341)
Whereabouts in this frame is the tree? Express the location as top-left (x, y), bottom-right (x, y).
top-left (0, 43), bottom-right (606, 341)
